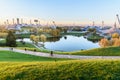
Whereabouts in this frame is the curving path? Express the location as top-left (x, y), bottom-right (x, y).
top-left (0, 47), bottom-right (120, 59)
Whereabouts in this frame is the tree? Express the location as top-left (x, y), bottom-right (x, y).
top-left (0, 33), bottom-right (8, 38)
top-left (30, 35), bottom-right (35, 43)
top-left (88, 28), bottom-right (96, 32)
top-left (112, 33), bottom-right (119, 38)
top-left (40, 34), bottom-right (46, 44)
top-left (113, 38), bottom-right (120, 47)
top-left (111, 38), bottom-right (118, 46)
top-left (99, 38), bottom-right (110, 47)
top-left (51, 29), bottom-right (60, 37)
top-left (6, 31), bottom-right (17, 47)
top-left (33, 36), bottom-right (40, 45)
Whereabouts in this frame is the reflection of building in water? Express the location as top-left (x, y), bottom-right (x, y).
top-left (87, 38), bottom-right (100, 43)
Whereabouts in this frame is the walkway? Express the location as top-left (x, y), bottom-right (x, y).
top-left (0, 47), bottom-right (120, 59)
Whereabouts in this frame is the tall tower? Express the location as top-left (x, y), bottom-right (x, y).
top-left (21, 18), bottom-right (23, 24)
top-left (114, 22), bottom-right (116, 28)
top-left (17, 18), bottom-right (19, 24)
top-left (116, 14), bottom-right (120, 28)
top-left (12, 18), bottom-right (14, 24)
top-left (30, 19), bottom-right (31, 24)
top-left (7, 19), bottom-right (9, 25)
top-left (39, 21), bottom-right (40, 26)
top-left (92, 21), bottom-right (95, 26)
top-left (102, 21), bottom-right (104, 28)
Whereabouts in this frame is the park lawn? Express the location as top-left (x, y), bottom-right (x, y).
top-left (16, 33), bottom-right (31, 38)
top-left (0, 39), bottom-right (36, 48)
top-left (61, 32), bottom-right (84, 36)
top-left (1, 59), bottom-right (120, 80)
top-left (0, 50), bottom-right (69, 62)
top-left (61, 46), bottom-right (120, 56)
top-left (16, 41), bottom-right (36, 48)
top-left (87, 34), bottom-right (103, 41)
top-left (18, 45), bottom-right (120, 56)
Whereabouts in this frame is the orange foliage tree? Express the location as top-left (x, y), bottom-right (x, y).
top-left (99, 38), bottom-right (110, 47)
top-left (112, 33), bottom-right (119, 38)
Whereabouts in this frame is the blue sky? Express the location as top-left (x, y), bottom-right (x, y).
top-left (0, 0), bottom-right (120, 25)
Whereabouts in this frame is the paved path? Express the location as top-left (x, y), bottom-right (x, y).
top-left (0, 47), bottom-right (120, 59)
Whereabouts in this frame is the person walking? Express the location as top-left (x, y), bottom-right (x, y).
top-left (34, 49), bottom-right (36, 52)
top-left (25, 48), bottom-right (27, 51)
top-left (50, 51), bottom-right (53, 56)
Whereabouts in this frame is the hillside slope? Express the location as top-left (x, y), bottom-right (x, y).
top-left (1, 60), bottom-right (120, 80)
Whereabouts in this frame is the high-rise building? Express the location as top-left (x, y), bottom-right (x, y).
top-left (17, 18), bottom-right (19, 24)
top-left (7, 19), bottom-right (9, 25)
top-left (13, 18), bottom-right (14, 24)
top-left (21, 18), bottom-right (23, 24)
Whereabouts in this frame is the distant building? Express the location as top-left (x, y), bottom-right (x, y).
top-left (17, 18), bottom-right (20, 24)
top-left (6, 24), bottom-right (22, 31)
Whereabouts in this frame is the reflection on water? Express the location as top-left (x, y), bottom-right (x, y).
top-left (47, 37), bottom-right (61, 42)
top-left (17, 35), bottom-right (100, 52)
top-left (44, 35), bottom-right (100, 52)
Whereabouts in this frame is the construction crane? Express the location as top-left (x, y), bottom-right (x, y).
top-left (116, 14), bottom-right (120, 28)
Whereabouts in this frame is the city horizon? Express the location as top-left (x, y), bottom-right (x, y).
top-left (0, 0), bottom-right (120, 26)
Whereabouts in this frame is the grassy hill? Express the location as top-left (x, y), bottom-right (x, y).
top-left (61, 47), bottom-right (120, 56)
top-left (1, 60), bottom-right (120, 80)
top-left (0, 50), bottom-right (68, 62)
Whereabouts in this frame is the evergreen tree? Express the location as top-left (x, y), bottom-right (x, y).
top-left (6, 31), bottom-right (17, 47)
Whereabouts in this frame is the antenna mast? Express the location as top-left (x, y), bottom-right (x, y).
top-left (116, 14), bottom-right (120, 28)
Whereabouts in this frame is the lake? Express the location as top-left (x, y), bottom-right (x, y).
top-left (19, 35), bottom-right (100, 52)
top-left (44, 35), bottom-right (100, 52)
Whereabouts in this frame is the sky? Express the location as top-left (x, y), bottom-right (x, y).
top-left (0, 0), bottom-right (120, 26)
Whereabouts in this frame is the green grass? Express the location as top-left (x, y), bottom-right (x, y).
top-left (17, 47), bottom-right (50, 53)
top-left (60, 47), bottom-right (120, 56)
top-left (16, 33), bottom-right (31, 38)
top-left (61, 32), bottom-right (84, 36)
top-left (1, 60), bottom-right (120, 80)
top-left (87, 34), bottom-right (103, 41)
top-left (0, 50), bottom-right (68, 62)
top-left (17, 44), bottom-right (120, 56)
top-left (0, 39), bottom-right (36, 48)
top-left (16, 41), bottom-right (36, 48)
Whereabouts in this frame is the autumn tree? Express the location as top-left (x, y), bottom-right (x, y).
top-left (99, 38), bottom-right (110, 47)
top-left (112, 33), bottom-right (119, 38)
top-left (0, 33), bottom-right (8, 38)
top-left (33, 36), bottom-right (40, 45)
top-left (51, 29), bottom-right (60, 37)
top-left (30, 35), bottom-right (35, 43)
top-left (40, 34), bottom-right (46, 44)
top-left (113, 38), bottom-right (120, 47)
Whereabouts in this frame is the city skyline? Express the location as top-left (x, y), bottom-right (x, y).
top-left (0, 0), bottom-right (120, 26)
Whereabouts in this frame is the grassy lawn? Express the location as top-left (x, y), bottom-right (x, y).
top-left (59, 47), bottom-right (120, 56)
top-left (0, 50), bottom-right (68, 62)
top-left (0, 39), bottom-right (36, 48)
top-left (16, 41), bottom-right (36, 48)
top-left (18, 46), bottom-right (120, 56)
top-left (0, 39), bottom-right (51, 53)
top-left (16, 42), bottom-right (120, 56)
top-left (16, 33), bottom-right (31, 38)
top-left (87, 34), bottom-right (103, 41)
top-left (1, 59), bottom-right (120, 80)
top-left (61, 32), bottom-right (84, 36)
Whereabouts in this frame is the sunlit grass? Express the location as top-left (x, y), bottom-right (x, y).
top-left (1, 59), bottom-right (120, 80)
